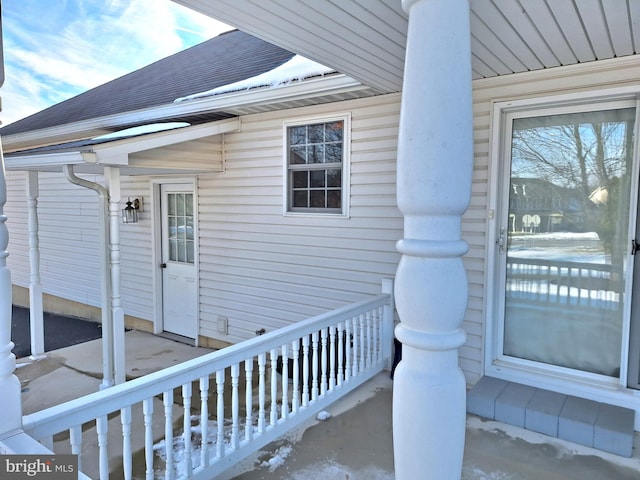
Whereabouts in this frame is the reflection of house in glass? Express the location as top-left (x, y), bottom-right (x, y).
top-left (508, 178), bottom-right (585, 233)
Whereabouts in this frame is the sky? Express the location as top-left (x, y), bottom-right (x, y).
top-left (1, 0), bottom-right (234, 126)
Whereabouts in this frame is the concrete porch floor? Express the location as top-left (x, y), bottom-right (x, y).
top-left (14, 330), bottom-right (640, 479)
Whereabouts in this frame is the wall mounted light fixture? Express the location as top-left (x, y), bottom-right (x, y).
top-left (122, 197), bottom-right (142, 224)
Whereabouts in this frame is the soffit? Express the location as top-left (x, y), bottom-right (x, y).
top-left (174, 0), bottom-right (640, 92)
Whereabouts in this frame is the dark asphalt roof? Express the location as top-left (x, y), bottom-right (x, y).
top-left (1, 30), bottom-right (295, 137)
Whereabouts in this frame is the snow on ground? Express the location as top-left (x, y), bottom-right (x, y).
top-left (175, 55), bottom-right (335, 102)
top-left (316, 410), bottom-right (332, 421)
top-left (276, 460), bottom-right (394, 480)
top-left (462, 468), bottom-right (515, 479)
top-left (258, 444), bottom-right (293, 472)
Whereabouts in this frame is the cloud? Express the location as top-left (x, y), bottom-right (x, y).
top-left (0, 0), bottom-right (233, 126)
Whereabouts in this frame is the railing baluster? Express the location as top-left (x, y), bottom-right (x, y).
top-left (329, 325), bottom-right (336, 390)
top-left (366, 311), bottom-right (373, 369)
top-left (121, 406), bottom-right (132, 480)
top-left (302, 336), bottom-right (310, 406)
top-left (96, 415), bottom-right (109, 480)
top-left (216, 370), bottom-right (225, 459)
top-left (291, 340), bottom-right (300, 412)
top-left (245, 358), bottom-right (254, 443)
top-left (374, 307), bottom-right (381, 363)
top-left (359, 313), bottom-right (366, 373)
top-left (143, 398), bottom-right (154, 480)
top-left (281, 344), bottom-right (289, 419)
top-left (182, 383), bottom-right (193, 475)
top-left (258, 353), bottom-right (266, 434)
top-left (345, 320), bottom-right (352, 381)
top-left (199, 376), bottom-right (210, 469)
top-left (69, 425), bottom-right (82, 474)
top-left (337, 323), bottom-right (345, 386)
top-left (270, 349), bottom-right (278, 426)
top-left (163, 390), bottom-right (174, 479)
top-left (320, 328), bottom-right (328, 395)
top-left (351, 316), bottom-right (358, 377)
top-left (311, 332), bottom-right (319, 401)
top-left (231, 364), bottom-right (240, 450)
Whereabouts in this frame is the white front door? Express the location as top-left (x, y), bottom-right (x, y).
top-left (160, 183), bottom-right (197, 338)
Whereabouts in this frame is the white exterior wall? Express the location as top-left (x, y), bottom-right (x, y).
top-left (197, 94), bottom-right (403, 342)
top-left (4, 95), bottom-right (404, 347)
top-left (6, 171), bottom-right (103, 307)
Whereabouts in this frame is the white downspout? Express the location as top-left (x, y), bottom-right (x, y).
top-left (63, 165), bottom-right (114, 389)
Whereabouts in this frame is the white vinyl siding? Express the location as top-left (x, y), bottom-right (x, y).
top-left (6, 171), bottom-right (103, 307)
top-left (197, 95), bottom-right (401, 343)
top-left (6, 171), bottom-right (155, 321)
top-left (118, 176), bottom-right (155, 320)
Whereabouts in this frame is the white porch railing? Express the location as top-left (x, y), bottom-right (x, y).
top-left (21, 287), bottom-right (394, 479)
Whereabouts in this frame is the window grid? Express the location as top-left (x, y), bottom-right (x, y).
top-left (167, 193), bottom-right (194, 264)
top-left (287, 120), bottom-right (344, 213)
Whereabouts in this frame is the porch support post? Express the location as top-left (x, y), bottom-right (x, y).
top-left (0, 139), bottom-right (22, 437)
top-left (27, 171), bottom-right (45, 359)
top-left (105, 167), bottom-right (125, 384)
top-left (393, 0), bottom-right (473, 479)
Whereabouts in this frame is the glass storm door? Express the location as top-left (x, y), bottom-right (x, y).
top-left (501, 105), bottom-right (636, 379)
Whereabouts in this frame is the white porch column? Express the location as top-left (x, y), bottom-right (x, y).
top-left (27, 171), bottom-right (45, 359)
top-left (393, 0), bottom-right (473, 479)
top-left (0, 141), bottom-right (22, 436)
top-left (105, 167), bottom-right (126, 384)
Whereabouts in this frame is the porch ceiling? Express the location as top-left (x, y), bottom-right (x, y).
top-left (173, 0), bottom-right (640, 92)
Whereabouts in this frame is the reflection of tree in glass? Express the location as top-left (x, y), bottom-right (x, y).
top-left (511, 108), bottom-right (635, 267)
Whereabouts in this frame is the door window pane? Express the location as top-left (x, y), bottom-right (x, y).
top-left (167, 193), bottom-right (194, 264)
top-left (503, 108), bottom-right (635, 376)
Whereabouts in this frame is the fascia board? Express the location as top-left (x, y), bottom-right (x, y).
top-left (4, 151), bottom-right (87, 171)
top-left (2, 74), bottom-right (363, 151)
top-left (174, 74), bottom-right (366, 112)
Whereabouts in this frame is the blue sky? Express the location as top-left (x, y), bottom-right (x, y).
top-left (1, 0), bottom-right (233, 126)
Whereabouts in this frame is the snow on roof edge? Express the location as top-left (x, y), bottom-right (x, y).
top-left (174, 55), bottom-right (336, 103)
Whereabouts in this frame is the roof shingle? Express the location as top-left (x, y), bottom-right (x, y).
top-left (1, 30), bottom-right (295, 136)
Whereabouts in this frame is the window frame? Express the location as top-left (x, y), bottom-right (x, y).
top-left (283, 114), bottom-right (351, 217)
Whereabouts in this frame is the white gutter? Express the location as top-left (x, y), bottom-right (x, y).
top-left (4, 151), bottom-right (94, 170)
top-left (63, 165), bottom-right (114, 389)
top-left (3, 74), bottom-right (369, 151)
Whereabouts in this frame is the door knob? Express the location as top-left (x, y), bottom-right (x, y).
top-left (161, 263), bottom-right (167, 268)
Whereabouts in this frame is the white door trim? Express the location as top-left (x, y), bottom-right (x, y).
top-left (150, 177), bottom-right (199, 344)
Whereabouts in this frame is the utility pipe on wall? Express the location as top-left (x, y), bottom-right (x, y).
top-left (63, 165), bottom-right (114, 389)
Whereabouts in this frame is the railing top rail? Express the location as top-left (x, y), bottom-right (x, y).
top-left (507, 256), bottom-right (613, 272)
top-left (23, 293), bottom-right (391, 437)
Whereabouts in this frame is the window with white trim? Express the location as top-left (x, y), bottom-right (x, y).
top-left (285, 116), bottom-right (349, 214)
